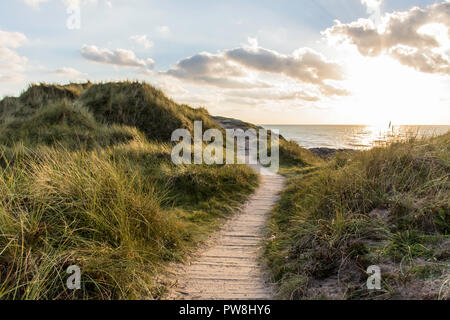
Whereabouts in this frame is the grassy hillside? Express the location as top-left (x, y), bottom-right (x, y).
top-left (0, 82), bottom-right (258, 299)
top-left (79, 82), bottom-right (218, 141)
top-left (0, 82), bottom-right (218, 148)
top-left (266, 133), bottom-right (450, 300)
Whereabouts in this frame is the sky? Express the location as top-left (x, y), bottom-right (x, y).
top-left (0, 0), bottom-right (449, 125)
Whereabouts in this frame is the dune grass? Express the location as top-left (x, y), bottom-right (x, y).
top-left (0, 100), bottom-right (137, 150)
top-left (0, 82), bottom-right (258, 299)
top-left (79, 82), bottom-right (218, 141)
top-left (266, 133), bottom-right (450, 299)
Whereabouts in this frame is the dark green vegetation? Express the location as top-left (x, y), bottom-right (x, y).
top-left (0, 82), bottom-right (258, 299)
top-left (266, 133), bottom-right (450, 299)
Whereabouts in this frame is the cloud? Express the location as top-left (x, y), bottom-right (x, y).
top-left (23, 0), bottom-right (49, 8)
top-left (319, 83), bottom-right (350, 97)
top-left (0, 30), bottom-right (28, 83)
top-left (361, 0), bottom-right (383, 25)
top-left (0, 47), bottom-right (28, 73)
top-left (325, 1), bottom-right (450, 75)
top-left (23, 0), bottom-right (103, 9)
top-left (361, 0), bottom-right (382, 11)
top-left (50, 67), bottom-right (87, 78)
top-left (138, 69), bottom-right (154, 76)
top-left (224, 46), bottom-right (345, 84)
top-left (162, 42), bottom-right (347, 99)
top-left (0, 30), bottom-right (27, 48)
top-left (0, 74), bottom-right (26, 83)
top-left (162, 51), bottom-right (271, 89)
top-left (156, 26), bottom-right (170, 36)
top-left (61, 0), bottom-right (97, 7)
top-left (130, 35), bottom-right (153, 49)
top-left (145, 58), bottom-right (155, 69)
top-left (80, 45), bottom-right (154, 68)
top-left (225, 89), bottom-right (321, 102)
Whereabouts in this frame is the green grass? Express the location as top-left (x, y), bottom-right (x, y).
top-left (0, 100), bottom-right (137, 150)
top-left (266, 133), bottom-right (450, 300)
top-left (0, 81), bottom-right (259, 299)
top-left (79, 82), bottom-right (219, 141)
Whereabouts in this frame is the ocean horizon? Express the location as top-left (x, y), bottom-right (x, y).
top-left (261, 124), bottom-right (450, 150)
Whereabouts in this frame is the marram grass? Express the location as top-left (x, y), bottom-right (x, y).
top-left (0, 82), bottom-right (259, 299)
top-left (266, 132), bottom-right (450, 300)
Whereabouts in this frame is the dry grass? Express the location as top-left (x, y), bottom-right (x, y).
top-left (266, 133), bottom-right (450, 300)
top-left (0, 82), bottom-right (259, 299)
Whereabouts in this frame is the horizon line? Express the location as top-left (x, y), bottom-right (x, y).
top-left (258, 124), bottom-right (450, 126)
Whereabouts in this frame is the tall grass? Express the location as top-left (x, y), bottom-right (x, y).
top-left (0, 81), bottom-right (259, 299)
top-left (0, 100), bottom-right (137, 149)
top-left (0, 137), bottom-right (258, 300)
top-left (78, 82), bottom-right (218, 141)
top-left (0, 145), bottom-right (178, 299)
top-left (266, 133), bottom-right (449, 299)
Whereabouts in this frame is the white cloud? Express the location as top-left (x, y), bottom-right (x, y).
top-left (325, 1), bottom-right (450, 75)
top-left (0, 30), bottom-right (28, 48)
top-left (80, 45), bottom-right (154, 68)
top-left (138, 69), bottom-right (154, 76)
top-left (0, 74), bottom-right (26, 83)
top-left (319, 83), bottom-right (350, 97)
top-left (163, 51), bottom-right (272, 89)
top-left (156, 26), bottom-right (170, 36)
top-left (224, 46), bottom-right (345, 85)
top-left (361, 0), bottom-right (383, 25)
top-left (0, 29), bottom-right (28, 83)
top-left (224, 88), bottom-right (321, 102)
top-left (50, 67), bottom-right (87, 78)
top-left (24, 0), bottom-right (102, 9)
top-left (23, 0), bottom-right (50, 8)
top-left (61, 0), bottom-right (97, 7)
top-left (0, 47), bottom-right (28, 73)
top-left (130, 35), bottom-right (153, 49)
top-left (247, 37), bottom-right (259, 49)
top-left (146, 58), bottom-right (155, 69)
top-left (162, 41), bottom-right (347, 99)
top-left (361, 0), bottom-right (383, 11)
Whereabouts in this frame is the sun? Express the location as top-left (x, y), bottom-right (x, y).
top-left (337, 49), bottom-right (449, 125)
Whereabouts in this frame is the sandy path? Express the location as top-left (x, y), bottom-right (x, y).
top-left (167, 166), bottom-right (285, 300)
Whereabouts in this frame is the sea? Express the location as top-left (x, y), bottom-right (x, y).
top-left (261, 125), bottom-right (450, 150)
